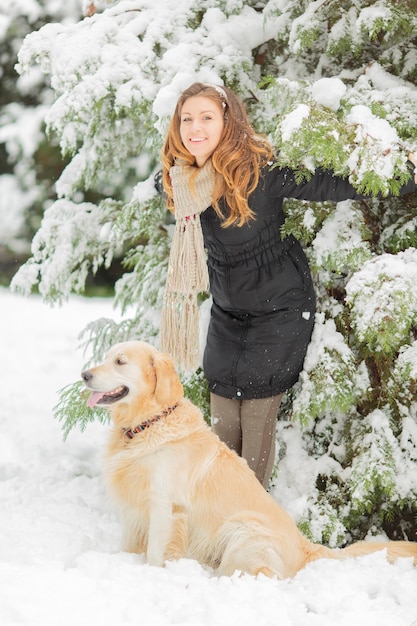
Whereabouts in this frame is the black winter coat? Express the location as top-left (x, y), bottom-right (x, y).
top-left (156, 164), bottom-right (415, 400)
top-left (199, 164), bottom-right (415, 400)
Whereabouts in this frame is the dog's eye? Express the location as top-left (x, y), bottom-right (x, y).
top-left (116, 357), bottom-right (127, 365)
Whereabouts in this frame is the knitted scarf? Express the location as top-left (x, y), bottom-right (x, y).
top-left (160, 160), bottom-right (216, 371)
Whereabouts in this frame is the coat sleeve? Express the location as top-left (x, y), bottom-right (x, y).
top-left (264, 162), bottom-right (416, 202)
top-left (154, 169), bottom-right (164, 195)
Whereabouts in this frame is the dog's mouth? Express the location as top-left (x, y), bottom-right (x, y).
top-left (87, 385), bottom-right (129, 408)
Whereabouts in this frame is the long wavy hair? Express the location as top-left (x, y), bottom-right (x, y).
top-left (161, 82), bottom-right (273, 227)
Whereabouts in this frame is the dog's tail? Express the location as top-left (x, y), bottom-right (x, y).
top-left (337, 539), bottom-right (417, 565)
top-left (305, 539), bottom-right (417, 572)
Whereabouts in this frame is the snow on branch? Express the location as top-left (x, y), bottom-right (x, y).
top-left (345, 248), bottom-right (417, 355)
top-left (292, 313), bottom-right (360, 425)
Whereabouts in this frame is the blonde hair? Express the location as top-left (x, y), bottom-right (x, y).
top-left (161, 82), bottom-right (273, 227)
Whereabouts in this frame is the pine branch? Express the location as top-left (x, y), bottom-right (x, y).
top-left (53, 381), bottom-right (109, 440)
top-left (292, 316), bottom-right (357, 425)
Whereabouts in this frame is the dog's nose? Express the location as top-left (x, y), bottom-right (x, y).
top-left (81, 370), bottom-right (93, 383)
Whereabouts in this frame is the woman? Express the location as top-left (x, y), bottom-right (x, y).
top-left (157, 82), bottom-right (417, 488)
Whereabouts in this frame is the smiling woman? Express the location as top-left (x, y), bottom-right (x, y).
top-left (179, 95), bottom-right (225, 166)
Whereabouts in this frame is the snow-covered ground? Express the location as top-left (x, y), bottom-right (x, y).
top-left (1, 286), bottom-right (416, 626)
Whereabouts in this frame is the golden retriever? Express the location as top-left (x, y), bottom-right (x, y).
top-left (81, 340), bottom-right (417, 578)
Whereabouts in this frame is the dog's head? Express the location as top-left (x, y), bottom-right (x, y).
top-left (81, 341), bottom-right (184, 422)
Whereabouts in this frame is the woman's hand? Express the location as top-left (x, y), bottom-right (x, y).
top-left (408, 152), bottom-right (417, 184)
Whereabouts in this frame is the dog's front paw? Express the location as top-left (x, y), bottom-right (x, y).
top-left (146, 544), bottom-right (166, 568)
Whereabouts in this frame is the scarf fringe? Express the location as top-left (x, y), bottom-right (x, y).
top-left (165, 215), bottom-right (209, 293)
top-left (160, 292), bottom-right (200, 372)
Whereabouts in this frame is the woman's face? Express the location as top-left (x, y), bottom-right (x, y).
top-left (179, 95), bottom-right (225, 167)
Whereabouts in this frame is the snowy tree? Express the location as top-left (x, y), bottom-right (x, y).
top-left (0, 0), bottom-right (82, 267)
top-left (11, 0), bottom-right (417, 544)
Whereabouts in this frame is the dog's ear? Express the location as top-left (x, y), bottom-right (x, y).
top-left (152, 351), bottom-right (184, 406)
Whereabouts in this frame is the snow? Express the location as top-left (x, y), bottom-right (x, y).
top-left (281, 104), bottom-right (310, 142)
top-left (311, 200), bottom-right (372, 272)
top-left (1, 286), bottom-right (417, 626)
top-left (0, 175), bottom-right (38, 248)
top-left (345, 248), bottom-right (417, 345)
top-left (311, 77), bottom-right (346, 111)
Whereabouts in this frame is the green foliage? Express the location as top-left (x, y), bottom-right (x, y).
top-left (256, 76), bottom-right (416, 198)
top-left (347, 410), bottom-right (397, 517)
top-left (272, 104), bottom-right (353, 176)
top-left (388, 341), bottom-right (417, 406)
top-left (298, 499), bottom-right (348, 548)
top-left (359, 3), bottom-right (416, 43)
top-left (11, 198), bottom-right (120, 303)
top-left (381, 215), bottom-right (417, 252)
top-left (292, 316), bottom-right (359, 427)
top-left (264, 0), bottom-right (417, 78)
top-left (345, 250), bottom-right (417, 356)
top-left (280, 199), bottom-right (335, 245)
top-left (0, 4), bottom-right (83, 259)
top-left (308, 201), bottom-right (373, 275)
top-left (54, 381), bottom-right (109, 440)
top-left (77, 317), bottom-right (146, 366)
top-left (181, 369), bottom-right (211, 424)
